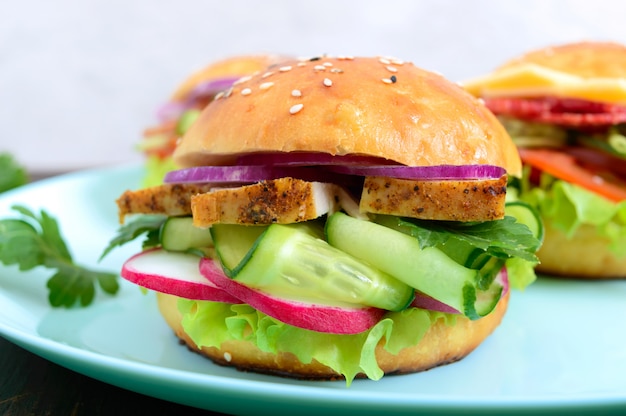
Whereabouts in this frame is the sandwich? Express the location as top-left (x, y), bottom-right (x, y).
top-left (463, 41), bottom-right (626, 278)
top-left (106, 55), bottom-right (540, 384)
top-left (139, 54), bottom-right (289, 186)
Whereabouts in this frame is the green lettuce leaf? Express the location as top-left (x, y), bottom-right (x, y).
top-left (142, 155), bottom-right (179, 188)
top-left (518, 172), bottom-right (626, 256)
top-left (178, 298), bottom-right (453, 385)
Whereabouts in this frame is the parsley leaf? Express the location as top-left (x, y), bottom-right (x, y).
top-left (0, 205), bottom-right (119, 307)
top-left (0, 153), bottom-right (28, 193)
top-left (100, 214), bottom-right (166, 260)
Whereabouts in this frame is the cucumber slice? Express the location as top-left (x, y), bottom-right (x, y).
top-left (212, 222), bottom-right (414, 311)
top-left (160, 217), bottom-right (214, 253)
top-left (326, 212), bottom-right (501, 320)
top-left (505, 201), bottom-right (544, 243)
top-left (210, 224), bottom-right (268, 275)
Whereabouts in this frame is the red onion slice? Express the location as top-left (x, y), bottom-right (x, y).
top-left (236, 152), bottom-right (398, 167)
top-left (156, 77), bottom-right (242, 121)
top-left (326, 164), bottom-right (506, 180)
top-left (186, 77), bottom-right (241, 101)
top-left (163, 165), bottom-right (359, 186)
top-left (164, 163), bottom-right (506, 185)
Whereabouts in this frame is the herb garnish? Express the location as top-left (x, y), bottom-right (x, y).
top-left (0, 153), bottom-right (28, 193)
top-left (0, 205), bottom-right (118, 307)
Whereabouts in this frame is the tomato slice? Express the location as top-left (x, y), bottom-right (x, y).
top-left (518, 147), bottom-right (626, 202)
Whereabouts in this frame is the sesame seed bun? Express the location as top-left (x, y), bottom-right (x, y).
top-left (173, 56), bottom-right (521, 177)
top-left (170, 54), bottom-right (290, 102)
top-left (156, 291), bottom-right (509, 380)
top-left (536, 221), bottom-right (626, 278)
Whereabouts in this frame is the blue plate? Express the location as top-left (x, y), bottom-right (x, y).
top-left (0, 165), bottom-right (625, 415)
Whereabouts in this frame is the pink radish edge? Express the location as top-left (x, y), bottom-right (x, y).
top-left (121, 249), bottom-right (242, 304)
top-left (199, 257), bottom-right (385, 335)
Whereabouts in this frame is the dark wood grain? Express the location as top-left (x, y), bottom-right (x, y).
top-left (0, 337), bottom-right (228, 416)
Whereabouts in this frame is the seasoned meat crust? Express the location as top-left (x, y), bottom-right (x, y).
top-left (116, 183), bottom-right (214, 223)
top-left (360, 175), bottom-right (508, 221)
top-left (117, 176), bottom-right (508, 225)
top-left (191, 177), bottom-right (338, 227)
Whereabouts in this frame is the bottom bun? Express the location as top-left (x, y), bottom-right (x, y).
top-left (536, 221), bottom-right (626, 279)
top-left (156, 291), bottom-right (509, 380)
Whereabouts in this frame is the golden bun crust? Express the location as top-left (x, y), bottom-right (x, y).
top-left (156, 291), bottom-right (509, 380)
top-left (536, 221), bottom-right (626, 278)
top-left (498, 41), bottom-right (626, 79)
top-left (173, 56), bottom-right (521, 176)
top-left (171, 54), bottom-right (290, 101)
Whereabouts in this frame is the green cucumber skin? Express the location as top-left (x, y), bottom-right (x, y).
top-left (505, 201), bottom-right (544, 242)
top-left (160, 217), bottom-right (214, 252)
top-left (326, 212), bottom-right (478, 313)
top-left (213, 223), bottom-right (414, 311)
top-left (210, 224), bottom-right (268, 275)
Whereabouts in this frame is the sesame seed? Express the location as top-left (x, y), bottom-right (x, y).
top-left (259, 82), bottom-right (274, 90)
top-left (330, 68), bottom-right (343, 73)
top-left (391, 59), bottom-right (405, 65)
top-left (290, 103), bottom-right (304, 114)
top-left (224, 87), bottom-right (233, 97)
top-left (241, 88), bottom-right (252, 96)
top-left (323, 78), bottom-right (332, 87)
top-left (214, 91), bottom-right (224, 100)
top-left (297, 62), bottom-right (306, 67)
top-left (291, 89), bottom-right (302, 97)
top-left (323, 62), bottom-right (333, 67)
top-left (261, 71), bottom-right (274, 78)
top-left (314, 65), bottom-right (326, 71)
top-left (381, 78), bottom-right (393, 84)
top-left (379, 57), bottom-right (391, 65)
top-left (279, 65), bottom-right (293, 72)
top-left (223, 352), bottom-right (232, 362)
top-left (233, 75), bottom-right (252, 85)
top-left (310, 56), bottom-right (321, 61)
top-left (386, 66), bottom-right (398, 73)
top-left (390, 75), bottom-right (397, 83)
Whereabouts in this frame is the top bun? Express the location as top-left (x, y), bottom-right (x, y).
top-left (173, 56), bottom-right (521, 176)
top-left (462, 41), bottom-right (626, 105)
top-left (498, 41), bottom-right (626, 79)
top-left (171, 54), bottom-right (290, 101)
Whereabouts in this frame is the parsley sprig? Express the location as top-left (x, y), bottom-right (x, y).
top-left (100, 214), bottom-right (166, 260)
top-left (0, 153), bottom-right (28, 193)
top-left (0, 205), bottom-right (118, 307)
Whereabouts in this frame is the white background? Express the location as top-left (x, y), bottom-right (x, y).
top-left (2, 0), bottom-right (626, 173)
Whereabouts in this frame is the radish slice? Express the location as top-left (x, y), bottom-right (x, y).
top-left (199, 258), bottom-right (385, 334)
top-left (121, 249), bottom-right (242, 303)
top-left (410, 291), bottom-right (460, 314)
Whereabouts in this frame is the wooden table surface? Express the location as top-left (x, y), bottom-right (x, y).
top-left (0, 337), bottom-right (229, 416)
top-left (0, 172), bottom-right (229, 415)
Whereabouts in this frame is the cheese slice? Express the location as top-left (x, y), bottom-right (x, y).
top-left (462, 63), bottom-right (626, 104)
